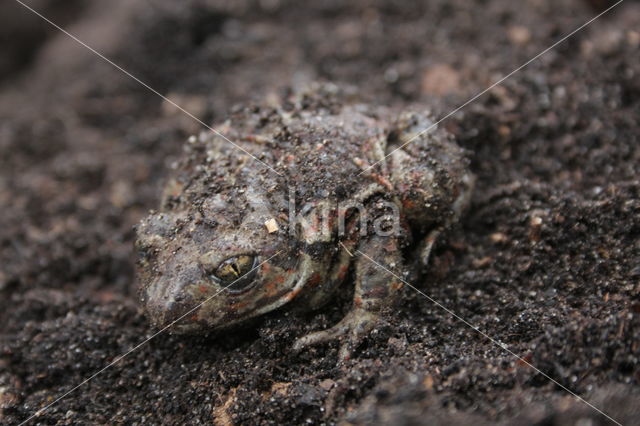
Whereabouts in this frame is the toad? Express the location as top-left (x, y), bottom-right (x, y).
top-left (136, 87), bottom-right (474, 361)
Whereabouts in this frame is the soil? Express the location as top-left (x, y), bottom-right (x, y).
top-left (1, 0), bottom-right (639, 424)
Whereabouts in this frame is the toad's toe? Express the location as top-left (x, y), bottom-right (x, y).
top-left (293, 309), bottom-right (378, 363)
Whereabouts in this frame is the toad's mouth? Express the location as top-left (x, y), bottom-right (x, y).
top-left (171, 322), bottom-right (203, 334)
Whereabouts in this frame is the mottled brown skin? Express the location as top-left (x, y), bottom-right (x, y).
top-left (136, 88), bottom-right (474, 361)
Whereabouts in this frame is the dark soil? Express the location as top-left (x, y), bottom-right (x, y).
top-left (1, 0), bottom-right (639, 424)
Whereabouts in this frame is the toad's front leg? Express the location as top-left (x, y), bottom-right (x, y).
top-left (293, 235), bottom-right (404, 362)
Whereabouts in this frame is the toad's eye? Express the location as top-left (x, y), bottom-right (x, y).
top-left (211, 255), bottom-right (258, 293)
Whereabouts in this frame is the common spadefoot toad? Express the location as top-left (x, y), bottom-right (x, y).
top-left (136, 87), bottom-right (474, 361)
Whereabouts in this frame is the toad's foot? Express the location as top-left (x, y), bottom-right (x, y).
top-left (292, 308), bottom-right (378, 362)
top-left (294, 234), bottom-right (404, 363)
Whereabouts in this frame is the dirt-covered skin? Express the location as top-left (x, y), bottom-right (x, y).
top-left (1, 0), bottom-right (639, 424)
top-left (136, 89), bottom-right (472, 361)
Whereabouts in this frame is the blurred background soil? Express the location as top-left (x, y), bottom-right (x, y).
top-left (0, 0), bottom-right (639, 424)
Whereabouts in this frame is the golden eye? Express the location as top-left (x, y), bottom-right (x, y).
top-left (212, 255), bottom-right (258, 293)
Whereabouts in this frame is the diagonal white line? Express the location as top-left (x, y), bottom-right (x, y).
top-left (11, 0), bottom-right (627, 424)
top-left (355, 249), bottom-right (622, 426)
top-left (339, 241), bottom-right (354, 257)
top-left (13, 0), bottom-right (283, 177)
top-left (357, 0), bottom-right (625, 176)
top-left (17, 251), bottom-right (282, 426)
